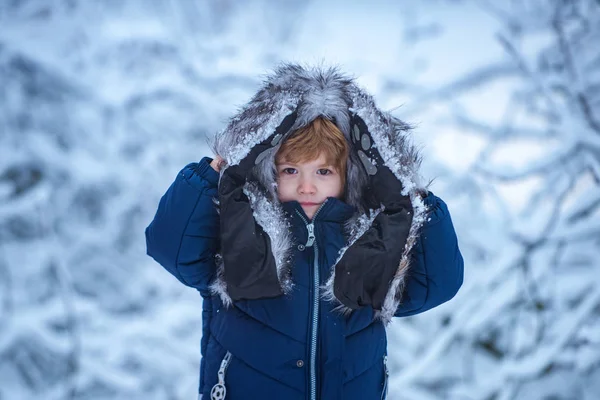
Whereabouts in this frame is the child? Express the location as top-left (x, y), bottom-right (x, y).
top-left (145, 64), bottom-right (464, 400)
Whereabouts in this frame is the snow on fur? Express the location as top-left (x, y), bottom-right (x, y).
top-left (209, 254), bottom-right (231, 307)
top-left (243, 182), bottom-right (294, 294)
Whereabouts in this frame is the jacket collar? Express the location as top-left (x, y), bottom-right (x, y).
top-left (281, 197), bottom-right (355, 225)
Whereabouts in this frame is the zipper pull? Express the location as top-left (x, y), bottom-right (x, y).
top-left (305, 223), bottom-right (315, 247)
top-left (211, 351), bottom-right (232, 400)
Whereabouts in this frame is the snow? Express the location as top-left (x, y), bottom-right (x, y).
top-left (1, 0), bottom-right (599, 399)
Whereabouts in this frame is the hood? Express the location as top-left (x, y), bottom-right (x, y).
top-left (211, 63), bottom-right (429, 324)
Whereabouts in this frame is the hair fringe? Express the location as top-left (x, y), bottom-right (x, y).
top-left (275, 117), bottom-right (349, 186)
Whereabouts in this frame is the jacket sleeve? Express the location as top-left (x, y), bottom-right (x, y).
top-left (394, 192), bottom-right (464, 317)
top-left (145, 157), bottom-right (220, 296)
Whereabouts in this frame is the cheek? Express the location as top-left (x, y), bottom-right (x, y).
top-left (276, 178), bottom-right (294, 201)
top-left (324, 176), bottom-right (344, 198)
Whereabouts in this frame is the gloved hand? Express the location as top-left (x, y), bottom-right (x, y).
top-left (332, 114), bottom-right (414, 311)
top-left (350, 113), bottom-right (412, 212)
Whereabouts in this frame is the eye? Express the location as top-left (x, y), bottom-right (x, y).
top-left (317, 169), bottom-right (333, 175)
top-left (281, 167), bottom-right (297, 175)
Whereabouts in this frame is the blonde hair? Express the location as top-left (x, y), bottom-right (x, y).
top-left (275, 117), bottom-right (349, 186)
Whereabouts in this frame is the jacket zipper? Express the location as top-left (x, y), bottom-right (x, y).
top-left (295, 200), bottom-right (327, 400)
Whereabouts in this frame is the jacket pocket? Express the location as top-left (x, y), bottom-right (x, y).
top-left (210, 351), bottom-right (232, 400)
top-left (381, 355), bottom-right (389, 400)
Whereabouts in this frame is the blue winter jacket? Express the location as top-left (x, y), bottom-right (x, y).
top-left (145, 157), bottom-right (464, 400)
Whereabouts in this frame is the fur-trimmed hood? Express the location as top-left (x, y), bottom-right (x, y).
top-left (211, 63), bottom-right (429, 324)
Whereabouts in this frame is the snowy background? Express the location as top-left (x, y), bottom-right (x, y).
top-left (1, 0), bottom-right (599, 399)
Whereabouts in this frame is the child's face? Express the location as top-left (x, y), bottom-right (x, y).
top-left (276, 153), bottom-right (344, 219)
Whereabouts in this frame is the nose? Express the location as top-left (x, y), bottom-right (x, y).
top-left (298, 176), bottom-right (316, 195)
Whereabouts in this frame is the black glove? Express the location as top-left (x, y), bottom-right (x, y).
top-left (217, 111), bottom-right (297, 301)
top-left (332, 114), bottom-right (414, 310)
top-left (350, 114), bottom-right (412, 212)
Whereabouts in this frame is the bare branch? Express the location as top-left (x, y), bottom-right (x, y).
top-left (577, 93), bottom-right (600, 134)
top-left (474, 143), bottom-right (580, 181)
top-left (496, 33), bottom-right (559, 112)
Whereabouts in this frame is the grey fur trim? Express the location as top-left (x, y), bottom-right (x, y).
top-left (210, 63), bottom-right (429, 323)
top-left (209, 254), bottom-right (231, 307)
top-left (375, 194), bottom-right (428, 323)
top-left (242, 181), bottom-right (294, 294)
